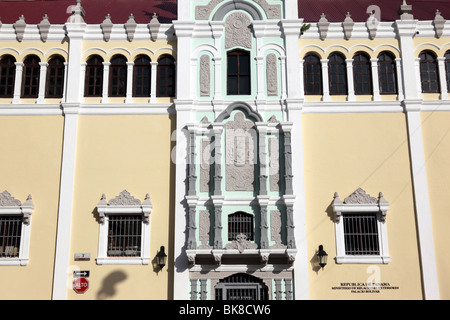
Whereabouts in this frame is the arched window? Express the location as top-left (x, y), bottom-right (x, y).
top-left (46, 56), bottom-right (65, 98)
top-left (109, 55), bottom-right (127, 97)
top-left (419, 50), bottom-right (440, 93)
top-left (227, 50), bottom-right (251, 95)
top-left (85, 55), bottom-right (104, 97)
top-left (21, 55), bottom-right (41, 98)
top-left (303, 53), bottom-right (322, 95)
top-left (378, 52), bottom-right (398, 94)
top-left (353, 52), bottom-right (372, 95)
top-left (228, 212), bottom-right (254, 241)
top-left (133, 55), bottom-right (151, 97)
top-left (445, 51), bottom-right (450, 93)
top-left (0, 55), bottom-right (16, 98)
top-left (328, 53), bottom-right (347, 95)
top-left (157, 55), bottom-right (175, 97)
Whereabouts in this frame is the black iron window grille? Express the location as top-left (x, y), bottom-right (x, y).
top-left (215, 273), bottom-right (269, 301)
top-left (343, 213), bottom-right (380, 256)
top-left (107, 215), bottom-right (142, 257)
top-left (0, 216), bottom-right (22, 258)
top-left (228, 212), bottom-right (254, 241)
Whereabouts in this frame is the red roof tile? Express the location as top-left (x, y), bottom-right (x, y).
top-left (0, 0), bottom-right (449, 25)
top-left (298, 0), bottom-right (450, 22)
top-left (0, 0), bottom-right (177, 24)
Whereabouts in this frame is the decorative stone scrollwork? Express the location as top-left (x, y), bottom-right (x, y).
top-left (269, 136), bottom-right (280, 192)
top-left (253, 0), bottom-right (281, 19)
top-left (225, 12), bottom-right (252, 49)
top-left (96, 190), bottom-right (153, 224)
top-left (200, 139), bottom-right (211, 193)
top-left (0, 190), bottom-right (22, 207)
top-left (108, 190), bottom-right (142, 206)
top-left (344, 187), bottom-right (378, 204)
top-left (195, 0), bottom-right (281, 20)
top-left (225, 233), bottom-right (258, 253)
top-left (225, 112), bottom-right (256, 191)
top-left (0, 191), bottom-right (34, 225)
top-left (198, 210), bottom-right (213, 249)
top-left (260, 251), bottom-right (270, 266)
top-left (332, 188), bottom-right (389, 223)
top-left (187, 253), bottom-right (196, 267)
top-left (266, 54), bottom-right (278, 96)
top-left (196, 0), bottom-right (223, 20)
top-left (213, 251), bottom-right (223, 265)
top-left (270, 210), bottom-right (286, 249)
top-left (200, 55), bottom-right (211, 97)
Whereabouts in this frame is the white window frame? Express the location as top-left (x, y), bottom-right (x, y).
top-left (0, 191), bottom-right (34, 266)
top-left (96, 190), bottom-right (152, 265)
top-left (332, 188), bottom-right (390, 264)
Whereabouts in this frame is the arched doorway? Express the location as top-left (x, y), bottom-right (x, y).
top-left (214, 273), bottom-right (269, 300)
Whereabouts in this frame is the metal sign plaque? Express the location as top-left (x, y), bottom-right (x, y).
top-left (74, 253), bottom-right (91, 261)
top-left (73, 270), bottom-right (90, 278)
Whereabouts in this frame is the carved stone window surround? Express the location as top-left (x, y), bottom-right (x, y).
top-left (0, 191), bottom-right (34, 266)
top-left (96, 190), bottom-right (152, 265)
top-left (331, 188), bottom-right (390, 264)
top-left (185, 106), bottom-right (296, 268)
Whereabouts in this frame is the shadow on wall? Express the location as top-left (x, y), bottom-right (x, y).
top-left (96, 270), bottom-right (127, 300)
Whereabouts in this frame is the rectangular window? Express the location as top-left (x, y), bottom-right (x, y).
top-left (107, 215), bottom-right (142, 257)
top-left (227, 50), bottom-right (251, 95)
top-left (343, 213), bottom-right (380, 255)
top-left (0, 216), bottom-right (22, 258)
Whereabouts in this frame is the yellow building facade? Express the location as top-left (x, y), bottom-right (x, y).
top-left (0, 0), bottom-right (449, 300)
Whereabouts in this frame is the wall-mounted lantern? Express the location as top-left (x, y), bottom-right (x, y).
top-left (317, 245), bottom-right (328, 270)
top-left (156, 246), bottom-right (167, 270)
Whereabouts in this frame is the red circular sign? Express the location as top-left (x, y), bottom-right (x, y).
top-left (73, 277), bottom-right (89, 294)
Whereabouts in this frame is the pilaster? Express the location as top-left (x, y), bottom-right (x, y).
top-left (52, 1), bottom-right (85, 300)
top-left (397, 16), bottom-right (440, 300)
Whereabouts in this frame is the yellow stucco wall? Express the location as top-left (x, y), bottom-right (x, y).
top-left (421, 111), bottom-right (450, 300)
top-left (0, 115), bottom-right (64, 299)
top-left (67, 114), bottom-right (175, 300)
top-left (302, 113), bottom-right (423, 299)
